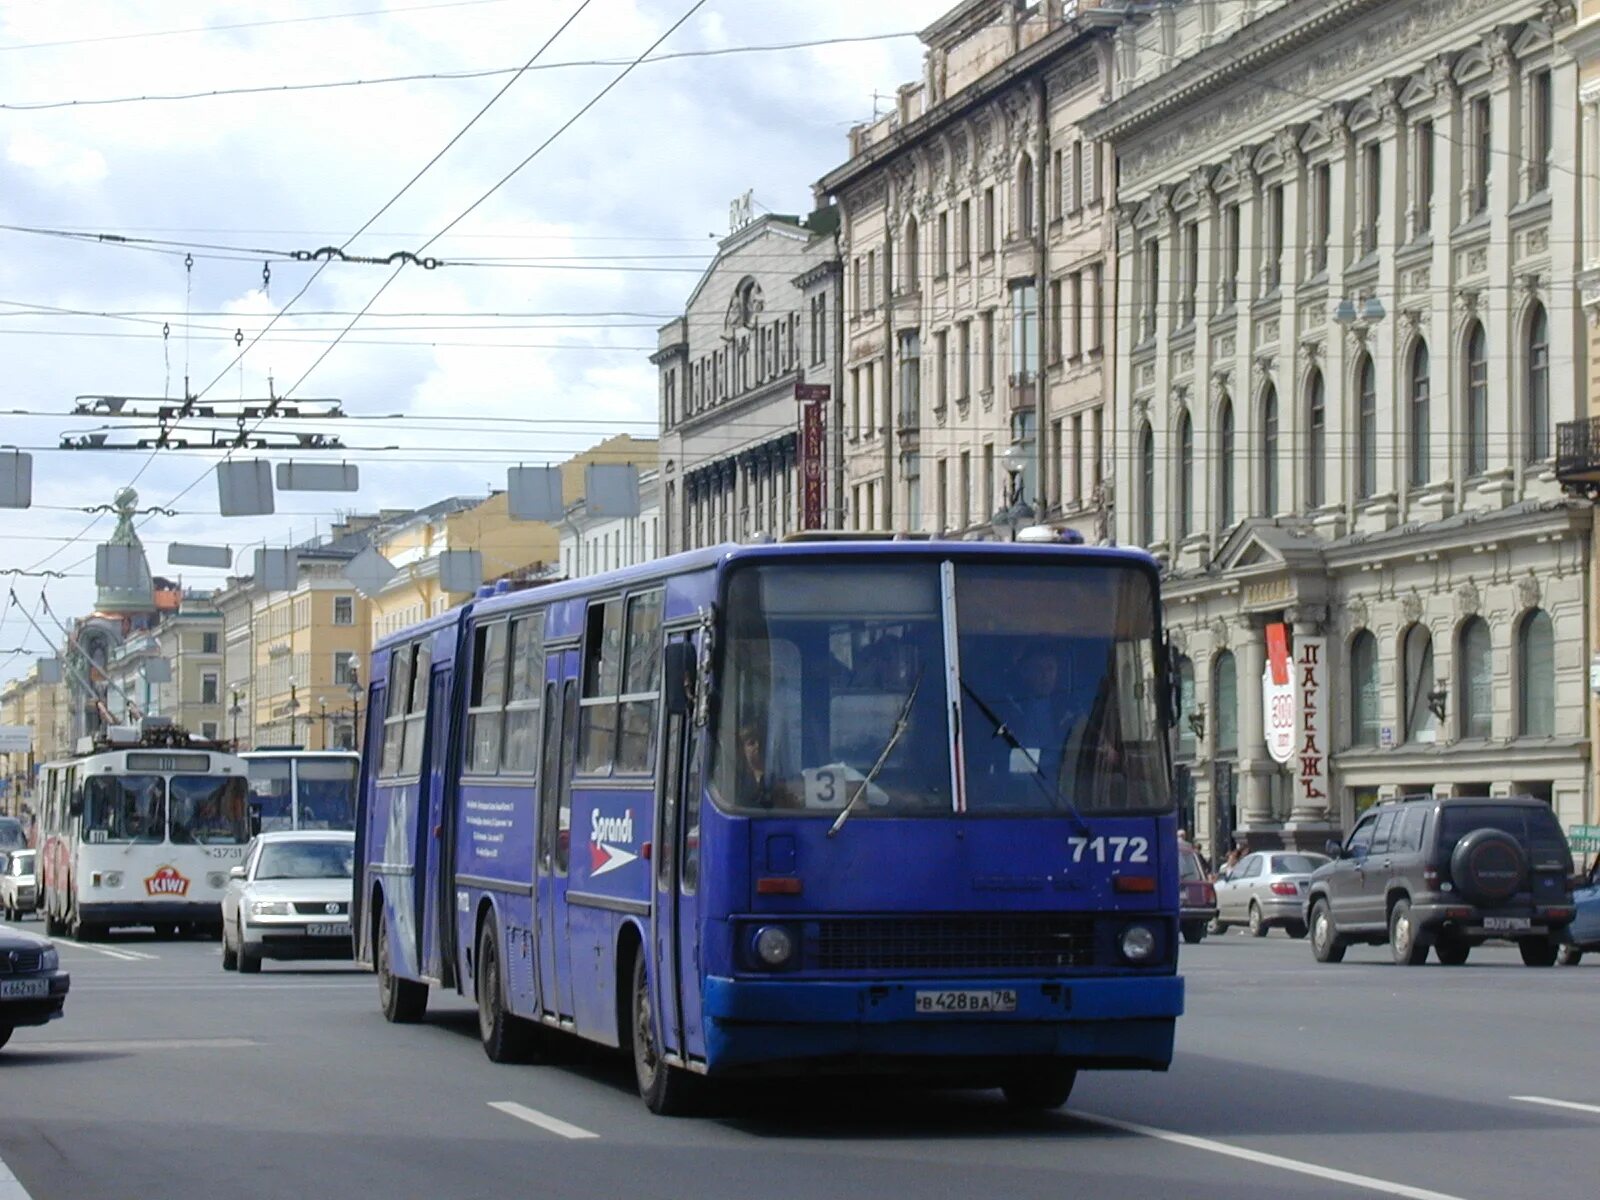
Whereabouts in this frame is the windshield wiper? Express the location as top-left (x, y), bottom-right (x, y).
top-left (959, 680), bottom-right (1091, 834)
top-left (828, 670), bottom-right (923, 838)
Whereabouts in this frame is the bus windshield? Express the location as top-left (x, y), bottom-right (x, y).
top-left (713, 559), bottom-right (1170, 818)
top-left (169, 775), bottom-right (251, 845)
top-left (248, 760), bottom-right (295, 832)
top-left (84, 774), bottom-right (166, 843)
top-left (296, 758), bottom-right (357, 831)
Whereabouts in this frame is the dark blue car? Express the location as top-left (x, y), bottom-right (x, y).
top-left (1558, 855), bottom-right (1600, 965)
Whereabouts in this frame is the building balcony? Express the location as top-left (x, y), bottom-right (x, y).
top-left (1555, 418), bottom-right (1600, 499)
top-left (1007, 372), bottom-right (1037, 413)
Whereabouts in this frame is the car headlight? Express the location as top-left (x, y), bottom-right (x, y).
top-left (1120, 924), bottom-right (1157, 963)
top-left (39, 948), bottom-right (58, 971)
top-left (753, 925), bottom-right (795, 968)
top-left (250, 900), bottom-right (291, 916)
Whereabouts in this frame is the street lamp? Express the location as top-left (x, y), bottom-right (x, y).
top-left (228, 689), bottom-right (243, 751)
top-left (287, 676), bottom-right (300, 747)
top-left (995, 443), bottom-right (1034, 541)
top-left (319, 699), bottom-right (328, 750)
top-left (1333, 294), bottom-right (1386, 343)
top-left (345, 662), bottom-right (361, 752)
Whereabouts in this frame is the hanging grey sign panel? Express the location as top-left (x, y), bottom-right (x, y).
top-left (507, 466), bottom-right (563, 521)
top-left (218, 460), bottom-right (275, 516)
top-left (141, 659), bottom-right (172, 684)
top-left (276, 462), bottom-right (360, 492)
top-left (36, 657), bottom-right (62, 685)
top-left (438, 549), bottom-right (483, 595)
top-left (584, 463), bottom-right (641, 518)
top-left (168, 543), bottom-right (233, 569)
top-left (343, 547), bottom-right (398, 597)
top-left (96, 543), bottom-right (149, 590)
top-left (0, 451), bottom-right (32, 509)
top-left (252, 548), bottom-right (299, 593)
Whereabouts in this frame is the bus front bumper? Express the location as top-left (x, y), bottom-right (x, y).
top-left (76, 901), bottom-right (220, 927)
top-left (701, 974), bottom-right (1183, 1074)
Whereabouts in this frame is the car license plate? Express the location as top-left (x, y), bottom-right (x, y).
top-left (306, 923), bottom-right (350, 938)
top-left (914, 989), bottom-right (1018, 1015)
top-left (0, 978), bottom-right (46, 1000)
top-left (1483, 917), bottom-right (1531, 933)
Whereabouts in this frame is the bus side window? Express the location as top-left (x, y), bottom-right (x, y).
top-left (681, 737), bottom-right (702, 896)
top-left (556, 681), bottom-right (578, 875)
top-left (538, 682), bottom-right (560, 869)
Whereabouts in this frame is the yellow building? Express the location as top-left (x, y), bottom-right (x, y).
top-left (0, 664), bottom-right (72, 814)
top-left (250, 547), bottom-right (368, 751)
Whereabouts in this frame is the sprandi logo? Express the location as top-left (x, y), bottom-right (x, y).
top-left (589, 809), bottom-right (637, 878)
top-left (144, 865), bottom-right (190, 897)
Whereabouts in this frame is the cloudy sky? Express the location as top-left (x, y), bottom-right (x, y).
top-left (0, 0), bottom-right (933, 679)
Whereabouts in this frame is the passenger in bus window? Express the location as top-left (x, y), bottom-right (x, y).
top-left (737, 722), bottom-right (797, 809)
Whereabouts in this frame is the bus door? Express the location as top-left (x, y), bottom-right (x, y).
top-left (653, 632), bottom-right (705, 1061)
top-left (420, 662), bottom-right (455, 982)
top-left (535, 648), bottom-right (580, 1023)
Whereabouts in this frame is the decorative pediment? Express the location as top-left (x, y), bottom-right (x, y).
top-left (1210, 160), bottom-right (1240, 196)
top-left (1298, 119), bottom-right (1333, 157)
top-left (1210, 519), bottom-right (1329, 583)
top-left (1250, 140), bottom-right (1284, 178)
top-left (1134, 186), bottom-right (1172, 230)
top-left (1511, 18), bottom-right (1554, 58)
top-left (1452, 46), bottom-right (1492, 87)
top-left (1346, 97), bottom-right (1382, 134)
top-left (1397, 69), bottom-right (1436, 112)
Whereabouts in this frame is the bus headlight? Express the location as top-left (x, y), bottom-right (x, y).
top-left (1120, 924), bottom-right (1157, 963)
top-left (753, 925), bottom-right (795, 968)
top-left (207, 872), bottom-right (228, 889)
top-left (250, 900), bottom-right (291, 916)
top-left (103, 872), bottom-right (123, 889)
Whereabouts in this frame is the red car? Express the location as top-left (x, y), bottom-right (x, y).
top-left (1179, 844), bottom-right (1216, 944)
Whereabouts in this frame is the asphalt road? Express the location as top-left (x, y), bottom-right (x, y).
top-left (0, 921), bottom-right (1593, 1200)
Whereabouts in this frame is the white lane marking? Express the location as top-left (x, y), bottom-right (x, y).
top-left (1511, 1095), bottom-right (1600, 1117)
top-left (488, 1101), bottom-right (599, 1141)
top-left (72, 981), bottom-right (368, 993)
top-left (15, 1036), bottom-right (258, 1054)
top-left (52, 938), bottom-right (154, 962)
top-left (1070, 1111), bottom-right (1472, 1200)
top-left (0, 1144), bottom-right (37, 1200)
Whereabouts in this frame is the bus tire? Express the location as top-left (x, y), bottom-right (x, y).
top-left (629, 952), bottom-right (700, 1116)
top-left (1001, 1064), bottom-right (1078, 1110)
top-left (0, 1026), bottom-right (12, 1052)
top-left (476, 921), bottom-right (537, 1064)
top-left (375, 913), bottom-right (426, 1023)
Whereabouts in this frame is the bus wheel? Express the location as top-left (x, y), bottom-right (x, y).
top-left (0, 1026), bottom-right (12, 1052)
top-left (629, 953), bottom-right (700, 1116)
top-left (1001, 1065), bottom-right (1078, 1111)
top-left (375, 915), bottom-right (426, 1023)
top-left (476, 922), bottom-right (537, 1064)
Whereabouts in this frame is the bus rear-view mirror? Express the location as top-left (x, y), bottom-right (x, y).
top-left (664, 641), bottom-right (693, 717)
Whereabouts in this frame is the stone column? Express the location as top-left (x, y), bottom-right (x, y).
top-left (1233, 614), bottom-right (1275, 839)
top-left (1285, 604), bottom-right (1337, 845)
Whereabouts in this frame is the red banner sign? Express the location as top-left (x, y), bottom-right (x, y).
top-left (801, 400), bottom-right (824, 530)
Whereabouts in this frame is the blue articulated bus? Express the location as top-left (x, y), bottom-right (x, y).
top-left (353, 538), bottom-right (1185, 1114)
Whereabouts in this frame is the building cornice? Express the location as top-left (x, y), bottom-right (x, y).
top-left (1084, 0), bottom-right (1396, 142)
top-left (816, 20), bottom-right (1108, 198)
top-left (1562, 10), bottom-right (1600, 60)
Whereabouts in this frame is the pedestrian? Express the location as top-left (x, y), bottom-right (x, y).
top-left (1216, 844), bottom-right (1243, 879)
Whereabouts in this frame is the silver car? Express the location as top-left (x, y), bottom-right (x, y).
top-left (221, 831), bottom-right (354, 974)
top-left (0, 849), bottom-right (39, 921)
top-left (1213, 851), bottom-right (1331, 938)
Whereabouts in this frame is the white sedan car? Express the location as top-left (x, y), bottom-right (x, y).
top-left (221, 831), bottom-right (355, 974)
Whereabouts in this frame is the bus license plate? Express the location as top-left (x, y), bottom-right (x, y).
top-left (0, 979), bottom-right (47, 1000)
top-left (306, 923), bottom-right (350, 938)
top-left (914, 989), bottom-right (1017, 1015)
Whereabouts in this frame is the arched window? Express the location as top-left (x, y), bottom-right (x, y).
top-left (1465, 320), bottom-right (1488, 476)
top-left (1175, 655), bottom-right (1197, 759)
top-left (1260, 384), bottom-right (1279, 515)
top-left (1017, 154), bottom-right (1035, 235)
top-left (1306, 370), bottom-right (1326, 507)
top-left (1402, 623), bottom-right (1438, 743)
top-left (1518, 609), bottom-right (1554, 736)
top-left (1217, 397), bottom-right (1235, 529)
top-left (1526, 303), bottom-right (1549, 463)
top-left (1356, 352), bottom-right (1377, 499)
top-left (1139, 421), bottom-right (1156, 546)
top-left (1458, 617), bottom-right (1492, 740)
top-left (1349, 630), bottom-right (1379, 747)
top-left (1408, 341), bottom-right (1430, 488)
top-left (902, 216), bottom-right (919, 293)
top-left (1213, 651), bottom-right (1238, 756)
top-left (1176, 409), bottom-right (1194, 539)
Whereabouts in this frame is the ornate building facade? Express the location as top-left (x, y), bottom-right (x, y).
top-left (654, 209), bottom-right (841, 551)
top-left (816, 0), bottom-right (1117, 541)
top-left (1088, 0), bottom-right (1591, 851)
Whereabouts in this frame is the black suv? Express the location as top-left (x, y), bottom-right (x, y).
top-left (1304, 795), bottom-right (1576, 967)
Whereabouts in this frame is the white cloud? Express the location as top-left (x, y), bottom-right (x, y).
top-left (6, 131), bottom-right (108, 185)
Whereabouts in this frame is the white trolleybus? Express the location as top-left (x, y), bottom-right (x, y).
top-left (38, 722), bottom-right (251, 939)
